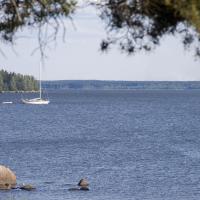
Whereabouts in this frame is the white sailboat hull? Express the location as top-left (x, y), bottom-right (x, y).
top-left (22, 98), bottom-right (50, 105)
top-left (22, 61), bottom-right (50, 105)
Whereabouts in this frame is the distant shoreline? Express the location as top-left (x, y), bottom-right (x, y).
top-left (2, 80), bottom-right (200, 91)
top-left (0, 90), bottom-right (39, 93)
top-left (42, 80), bottom-right (200, 90)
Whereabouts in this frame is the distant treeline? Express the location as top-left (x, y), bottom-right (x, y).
top-left (0, 70), bottom-right (38, 92)
top-left (43, 80), bottom-right (200, 90)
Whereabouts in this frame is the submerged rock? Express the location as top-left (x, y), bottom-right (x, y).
top-left (20, 184), bottom-right (36, 191)
top-left (68, 186), bottom-right (89, 191)
top-left (68, 187), bottom-right (80, 191)
top-left (80, 186), bottom-right (89, 191)
top-left (0, 165), bottom-right (16, 190)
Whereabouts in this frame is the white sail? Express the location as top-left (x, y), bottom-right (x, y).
top-left (22, 61), bottom-right (50, 105)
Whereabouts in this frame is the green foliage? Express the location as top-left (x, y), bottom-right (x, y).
top-left (0, 73), bottom-right (3, 91)
top-left (0, 0), bottom-right (77, 43)
top-left (0, 0), bottom-right (200, 57)
top-left (0, 70), bottom-right (38, 92)
top-left (165, 0), bottom-right (200, 32)
top-left (97, 0), bottom-right (200, 56)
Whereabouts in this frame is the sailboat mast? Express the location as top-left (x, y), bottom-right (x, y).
top-left (39, 61), bottom-right (42, 99)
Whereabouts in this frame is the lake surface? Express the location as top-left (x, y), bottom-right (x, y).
top-left (1, 90), bottom-right (200, 200)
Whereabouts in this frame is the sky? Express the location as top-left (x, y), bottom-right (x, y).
top-left (1, 4), bottom-right (200, 81)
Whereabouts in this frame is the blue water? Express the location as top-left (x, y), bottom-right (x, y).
top-left (1, 90), bottom-right (200, 200)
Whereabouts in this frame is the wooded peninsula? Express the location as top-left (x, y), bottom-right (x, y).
top-left (0, 70), bottom-right (38, 92)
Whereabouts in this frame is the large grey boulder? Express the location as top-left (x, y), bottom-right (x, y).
top-left (0, 165), bottom-right (16, 190)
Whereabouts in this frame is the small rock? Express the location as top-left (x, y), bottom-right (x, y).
top-left (68, 179), bottom-right (90, 191)
top-left (78, 179), bottom-right (89, 187)
top-left (20, 184), bottom-right (36, 191)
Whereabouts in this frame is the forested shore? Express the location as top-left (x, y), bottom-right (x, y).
top-left (0, 70), bottom-right (38, 92)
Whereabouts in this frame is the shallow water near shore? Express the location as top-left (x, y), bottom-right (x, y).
top-left (1, 90), bottom-right (200, 200)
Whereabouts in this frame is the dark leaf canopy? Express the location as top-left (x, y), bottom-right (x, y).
top-left (97, 0), bottom-right (200, 57)
top-left (0, 0), bottom-right (76, 42)
top-left (0, 0), bottom-right (200, 58)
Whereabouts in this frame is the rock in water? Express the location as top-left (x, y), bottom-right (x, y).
top-left (0, 165), bottom-right (16, 190)
top-left (68, 187), bottom-right (80, 191)
top-left (80, 186), bottom-right (89, 191)
top-left (20, 184), bottom-right (36, 191)
top-left (78, 179), bottom-right (89, 187)
top-left (69, 179), bottom-right (90, 191)
top-left (68, 186), bottom-right (89, 191)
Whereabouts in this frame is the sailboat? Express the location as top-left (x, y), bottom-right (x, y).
top-left (22, 61), bottom-right (50, 105)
